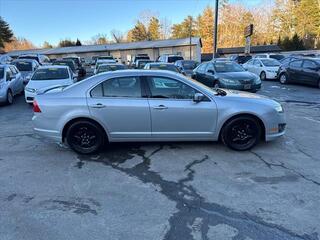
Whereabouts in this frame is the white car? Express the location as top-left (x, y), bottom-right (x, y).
top-left (24, 65), bottom-right (76, 103)
top-left (253, 54), bottom-right (285, 61)
top-left (93, 59), bottom-right (117, 74)
top-left (242, 58), bottom-right (281, 80)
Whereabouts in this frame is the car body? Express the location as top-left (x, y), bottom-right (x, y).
top-left (0, 64), bottom-right (24, 104)
top-left (279, 56), bottom-right (301, 65)
top-left (144, 62), bottom-right (183, 74)
top-left (253, 54), bottom-right (285, 61)
top-left (18, 54), bottom-right (51, 65)
top-left (32, 70), bottom-right (285, 154)
top-left (243, 58), bottom-right (281, 80)
top-left (135, 60), bottom-right (154, 69)
top-left (192, 61), bottom-right (261, 92)
top-left (0, 54), bottom-right (12, 64)
top-left (53, 60), bottom-right (78, 79)
top-left (95, 63), bottom-right (127, 74)
top-left (158, 54), bottom-right (184, 63)
top-left (24, 65), bottom-right (76, 103)
top-left (93, 59), bottom-right (117, 74)
top-left (12, 59), bottom-right (39, 84)
top-left (63, 57), bottom-right (86, 78)
top-left (174, 60), bottom-right (199, 76)
top-left (230, 55), bottom-right (252, 64)
top-left (278, 58), bottom-right (320, 88)
top-left (130, 54), bottom-right (150, 68)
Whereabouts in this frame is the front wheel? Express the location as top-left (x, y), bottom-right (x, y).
top-left (6, 90), bottom-right (13, 105)
top-left (66, 121), bottom-right (105, 154)
top-left (279, 73), bottom-right (288, 84)
top-left (221, 116), bottom-right (261, 151)
top-left (260, 71), bottom-right (266, 81)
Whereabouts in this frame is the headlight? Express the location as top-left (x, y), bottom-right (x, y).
top-left (220, 78), bottom-right (239, 84)
top-left (275, 104), bottom-right (284, 113)
top-left (25, 87), bottom-right (36, 93)
top-left (255, 77), bottom-right (261, 84)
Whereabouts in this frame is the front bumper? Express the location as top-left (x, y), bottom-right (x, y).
top-left (24, 90), bottom-right (36, 103)
top-left (265, 113), bottom-right (286, 141)
top-left (265, 71), bottom-right (278, 79)
top-left (219, 82), bottom-right (261, 92)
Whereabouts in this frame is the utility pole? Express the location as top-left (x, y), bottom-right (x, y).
top-left (189, 17), bottom-right (192, 60)
top-left (213, 0), bottom-right (219, 58)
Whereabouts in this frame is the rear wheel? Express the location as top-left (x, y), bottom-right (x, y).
top-left (66, 121), bottom-right (105, 154)
top-left (221, 116), bottom-right (261, 151)
top-left (6, 90), bottom-right (13, 105)
top-left (260, 71), bottom-right (266, 81)
top-left (279, 73), bottom-right (288, 84)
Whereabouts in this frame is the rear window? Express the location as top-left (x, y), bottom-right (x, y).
top-left (54, 61), bottom-right (75, 71)
top-left (97, 64), bottom-right (126, 73)
top-left (261, 59), bottom-right (280, 67)
top-left (149, 64), bottom-right (179, 72)
top-left (181, 61), bottom-right (198, 69)
top-left (13, 61), bottom-right (32, 71)
top-left (168, 56), bottom-right (184, 63)
top-left (32, 68), bottom-right (69, 80)
top-left (19, 56), bottom-right (39, 62)
top-left (98, 56), bottom-right (114, 60)
top-left (0, 68), bottom-right (4, 78)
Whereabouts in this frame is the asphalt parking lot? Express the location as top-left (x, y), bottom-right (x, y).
top-left (0, 80), bottom-right (319, 240)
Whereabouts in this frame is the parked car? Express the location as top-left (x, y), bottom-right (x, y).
top-left (95, 63), bottom-right (127, 74)
top-left (53, 60), bottom-right (78, 79)
top-left (174, 60), bottom-right (199, 76)
top-left (12, 59), bottom-right (39, 84)
top-left (144, 62), bottom-right (183, 74)
top-left (278, 58), bottom-right (320, 88)
top-left (97, 56), bottom-right (115, 61)
top-left (158, 54), bottom-right (184, 63)
top-left (32, 70), bottom-right (286, 154)
top-left (230, 55), bottom-right (252, 64)
top-left (135, 60), bottom-right (154, 69)
top-left (0, 54), bottom-right (12, 64)
top-left (253, 54), bottom-right (285, 61)
top-left (24, 66), bottom-right (76, 103)
top-left (279, 56), bottom-right (300, 65)
top-left (0, 64), bottom-right (24, 104)
top-left (63, 57), bottom-right (86, 77)
top-left (192, 60), bottom-right (261, 92)
top-left (18, 54), bottom-right (51, 65)
top-left (130, 54), bottom-right (150, 68)
top-left (94, 59), bottom-right (117, 74)
top-left (242, 58), bottom-right (281, 80)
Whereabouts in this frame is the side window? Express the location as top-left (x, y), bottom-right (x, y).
top-left (205, 63), bottom-right (214, 72)
top-left (9, 66), bottom-right (17, 75)
top-left (303, 60), bottom-right (317, 69)
top-left (6, 71), bottom-right (11, 80)
top-left (290, 60), bottom-right (303, 68)
top-left (148, 77), bottom-right (197, 100)
top-left (253, 60), bottom-right (260, 66)
top-left (197, 63), bottom-right (207, 73)
top-left (91, 77), bottom-right (142, 98)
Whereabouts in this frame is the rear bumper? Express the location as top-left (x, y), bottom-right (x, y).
top-left (32, 115), bottom-right (61, 142)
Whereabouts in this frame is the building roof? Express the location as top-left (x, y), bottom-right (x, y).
top-left (217, 45), bottom-right (282, 55)
top-left (7, 37), bottom-right (202, 57)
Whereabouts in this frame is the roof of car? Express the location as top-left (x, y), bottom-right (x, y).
top-left (148, 62), bottom-right (174, 65)
top-left (12, 59), bottom-right (38, 63)
top-left (38, 65), bottom-right (69, 69)
top-left (98, 63), bottom-right (124, 67)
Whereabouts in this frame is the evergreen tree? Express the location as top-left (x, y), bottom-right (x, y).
top-left (0, 17), bottom-right (14, 48)
top-left (76, 38), bottom-right (82, 46)
top-left (171, 16), bottom-right (197, 39)
top-left (148, 17), bottom-right (160, 40)
top-left (59, 39), bottom-right (76, 47)
top-left (131, 21), bottom-right (148, 41)
top-left (43, 41), bottom-right (53, 48)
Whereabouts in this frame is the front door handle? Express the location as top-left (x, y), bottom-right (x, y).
top-left (90, 103), bottom-right (106, 108)
top-left (153, 105), bottom-right (168, 110)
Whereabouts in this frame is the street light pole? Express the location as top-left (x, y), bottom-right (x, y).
top-left (213, 0), bottom-right (219, 59)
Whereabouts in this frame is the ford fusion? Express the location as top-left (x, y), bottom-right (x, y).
top-left (32, 70), bottom-right (285, 154)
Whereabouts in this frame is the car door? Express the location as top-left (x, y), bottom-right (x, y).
top-left (252, 60), bottom-right (262, 75)
top-left (203, 63), bottom-right (216, 87)
top-left (301, 60), bottom-right (319, 86)
top-left (288, 60), bottom-right (303, 82)
top-left (146, 76), bottom-right (217, 140)
top-left (87, 76), bottom-right (151, 140)
top-left (8, 67), bottom-right (19, 95)
top-left (193, 63), bottom-right (207, 83)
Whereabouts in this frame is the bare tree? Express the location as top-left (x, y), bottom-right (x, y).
top-left (160, 17), bottom-right (172, 39)
top-left (110, 29), bottom-right (124, 43)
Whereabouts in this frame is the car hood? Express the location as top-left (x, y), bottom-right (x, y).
top-left (26, 79), bottom-right (72, 90)
top-left (265, 66), bottom-right (280, 71)
top-left (216, 71), bottom-right (257, 80)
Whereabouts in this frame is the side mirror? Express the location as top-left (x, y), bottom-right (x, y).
top-left (193, 93), bottom-right (205, 103)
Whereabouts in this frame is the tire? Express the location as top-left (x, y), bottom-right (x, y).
top-left (260, 71), bottom-right (266, 81)
top-left (279, 73), bottom-right (288, 84)
top-left (6, 90), bottom-right (13, 105)
top-left (221, 116), bottom-right (261, 151)
top-left (66, 120), bottom-right (105, 154)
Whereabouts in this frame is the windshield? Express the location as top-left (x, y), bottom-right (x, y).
top-left (13, 61), bottom-right (32, 71)
top-left (99, 56), bottom-right (113, 60)
top-left (19, 56), bottom-right (39, 62)
top-left (31, 68), bottom-right (69, 80)
top-left (0, 67), bottom-right (4, 79)
top-left (54, 61), bottom-right (75, 71)
top-left (97, 65), bottom-right (126, 73)
top-left (270, 55), bottom-right (285, 60)
top-left (150, 64), bottom-right (179, 72)
top-left (261, 59), bottom-right (280, 67)
top-left (181, 61), bottom-right (198, 69)
top-left (64, 58), bottom-right (80, 65)
top-left (213, 62), bottom-right (245, 73)
top-left (168, 56), bottom-right (183, 63)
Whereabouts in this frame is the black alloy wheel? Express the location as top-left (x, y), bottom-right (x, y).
top-left (222, 116), bottom-right (261, 151)
top-left (66, 121), bottom-right (104, 154)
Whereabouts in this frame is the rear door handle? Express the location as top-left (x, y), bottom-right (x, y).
top-left (153, 105), bottom-right (168, 110)
top-left (90, 103), bottom-right (106, 108)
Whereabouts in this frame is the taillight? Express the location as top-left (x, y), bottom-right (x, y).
top-left (33, 100), bottom-right (41, 113)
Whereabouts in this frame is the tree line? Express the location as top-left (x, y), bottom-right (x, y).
top-left (1, 0), bottom-right (319, 53)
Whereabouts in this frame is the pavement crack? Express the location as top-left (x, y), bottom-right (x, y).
top-left (250, 151), bottom-right (320, 187)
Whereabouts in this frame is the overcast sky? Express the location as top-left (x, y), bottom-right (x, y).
top-left (0, 0), bottom-right (268, 46)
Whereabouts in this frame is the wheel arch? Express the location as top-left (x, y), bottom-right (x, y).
top-left (62, 117), bottom-right (109, 143)
top-left (218, 113), bottom-right (266, 141)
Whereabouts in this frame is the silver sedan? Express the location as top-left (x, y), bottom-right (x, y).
top-left (32, 70), bottom-right (286, 154)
